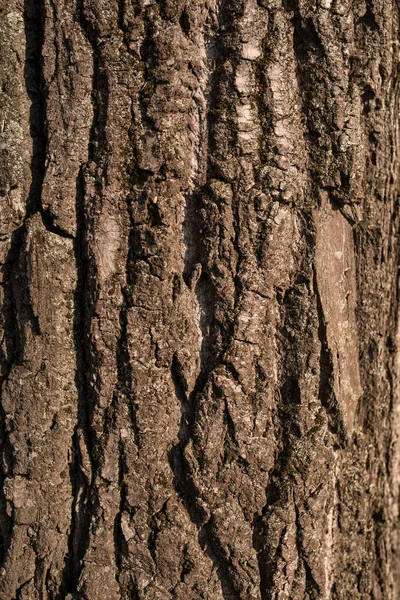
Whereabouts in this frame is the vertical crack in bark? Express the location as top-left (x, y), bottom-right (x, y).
top-left (194, 271), bottom-right (218, 388)
top-left (197, 517), bottom-right (242, 600)
top-left (114, 439), bottom-right (128, 582)
top-left (170, 353), bottom-right (190, 444)
top-left (312, 265), bottom-right (347, 444)
top-left (62, 0), bottom-right (112, 589)
top-left (288, 0), bottom-right (330, 192)
top-left (0, 235), bottom-right (19, 563)
top-left (60, 165), bottom-right (92, 596)
top-left (76, 0), bottom-right (110, 168)
top-left (23, 0), bottom-right (74, 239)
top-left (0, 0), bottom-right (48, 573)
top-left (112, 285), bottom-right (141, 591)
top-left (252, 226), bottom-right (317, 597)
top-left (138, 11), bottom-right (158, 139)
top-left (294, 501), bottom-right (321, 598)
top-left (117, 287), bottom-right (140, 449)
top-left (168, 4), bottom-right (254, 597)
top-left (252, 401), bottom-right (297, 600)
top-left (24, 0), bottom-right (46, 218)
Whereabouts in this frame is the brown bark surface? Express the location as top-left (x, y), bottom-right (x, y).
top-left (0, 0), bottom-right (399, 598)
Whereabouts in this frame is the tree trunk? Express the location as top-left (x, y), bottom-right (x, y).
top-left (0, 0), bottom-right (399, 598)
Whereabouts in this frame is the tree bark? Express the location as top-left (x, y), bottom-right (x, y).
top-left (0, 0), bottom-right (399, 598)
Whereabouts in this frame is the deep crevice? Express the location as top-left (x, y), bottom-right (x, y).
top-left (61, 1), bottom-right (113, 592)
top-left (294, 502), bottom-right (321, 599)
top-left (167, 5), bottom-right (249, 598)
top-left (252, 429), bottom-right (296, 599)
top-left (0, 234), bottom-right (19, 565)
top-left (114, 440), bottom-right (129, 585)
top-left (24, 0), bottom-right (73, 239)
top-left (59, 165), bottom-right (93, 598)
top-left (1, 0), bottom-right (47, 569)
top-left (252, 230), bottom-right (316, 598)
top-left (40, 209), bottom-right (74, 239)
top-left (24, 0), bottom-right (46, 218)
top-left (312, 265), bottom-right (347, 444)
top-left (197, 517), bottom-right (242, 600)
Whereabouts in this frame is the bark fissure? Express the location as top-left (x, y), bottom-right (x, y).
top-left (0, 240), bottom-right (18, 562)
top-left (60, 0), bottom-right (114, 585)
top-left (24, 0), bottom-right (74, 239)
top-left (24, 0), bottom-right (46, 218)
top-left (312, 264), bottom-right (347, 445)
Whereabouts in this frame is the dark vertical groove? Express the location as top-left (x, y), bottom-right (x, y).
top-left (167, 5), bottom-right (252, 598)
top-left (312, 265), bottom-right (347, 444)
top-left (23, 0), bottom-right (73, 238)
top-left (197, 518), bottom-right (242, 600)
top-left (170, 352), bottom-right (190, 444)
top-left (76, 0), bottom-right (110, 450)
top-left (113, 440), bottom-right (128, 588)
top-left (252, 216), bottom-right (317, 598)
top-left (194, 271), bottom-right (218, 387)
top-left (76, 0), bottom-right (110, 168)
top-left (118, 185), bottom-right (142, 450)
top-left (251, 397), bottom-right (298, 600)
top-left (294, 502), bottom-right (321, 598)
top-left (24, 0), bottom-right (46, 218)
top-left (138, 10), bottom-right (159, 141)
top-left (112, 285), bottom-right (140, 594)
top-left (116, 294), bottom-right (140, 448)
top-left (59, 165), bottom-right (92, 597)
top-left (0, 235), bottom-right (18, 565)
top-left (61, 0), bottom-right (113, 592)
top-left (0, 0), bottom-right (46, 570)
top-left (254, 16), bottom-right (274, 182)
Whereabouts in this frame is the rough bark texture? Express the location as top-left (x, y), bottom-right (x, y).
top-left (0, 0), bottom-right (399, 598)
